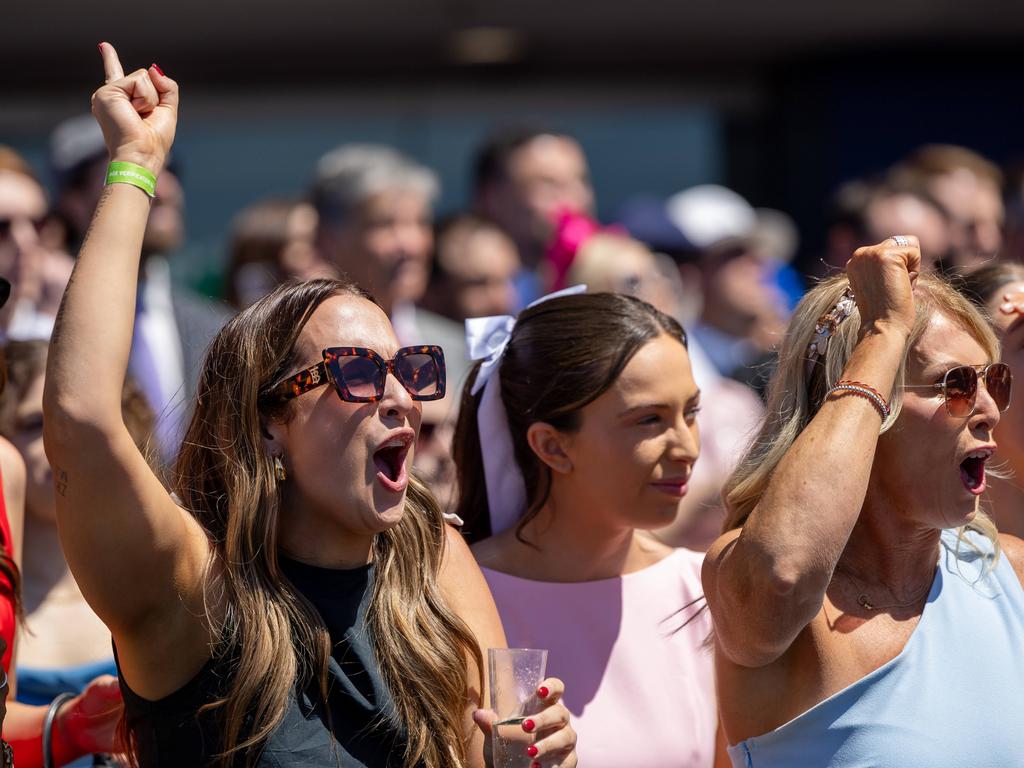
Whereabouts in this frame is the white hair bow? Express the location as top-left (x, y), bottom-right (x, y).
top-left (464, 285), bottom-right (587, 535)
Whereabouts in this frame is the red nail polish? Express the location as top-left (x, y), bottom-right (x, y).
top-left (531, 762), bottom-right (542, 768)
top-left (537, 686), bottom-right (549, 699)
top-left (522, 718), bottom-right (535, 733)
top-left (151, 63), bottom-right (165, 77)
top-left (526, 745), bottom-right (539, 757)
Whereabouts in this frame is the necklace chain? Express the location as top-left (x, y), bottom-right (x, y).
top-left (836, 569), bottom-right (933, 612)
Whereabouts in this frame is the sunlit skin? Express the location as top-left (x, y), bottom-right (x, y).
top-left (559, 334), bottom-right (701, 529)
top-left (473, 333), bottom-right (700, 582)
top-left (868, 312), bottom-right (1001, 532)
top-left (265, 294), bottom-right (422, 568)
top-left (718, 313), bottom-right (1004, 745)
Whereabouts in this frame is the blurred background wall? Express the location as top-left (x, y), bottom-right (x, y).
top-left (3, 0), bottom-right (1024, 290)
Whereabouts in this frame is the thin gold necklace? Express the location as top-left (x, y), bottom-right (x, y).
top-left (835, 569), bottom-right (934, 612)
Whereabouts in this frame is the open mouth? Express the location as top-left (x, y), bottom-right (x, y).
top-left (959, 449), bottom-right (993, 495)
top-left (373, 435), bottom-right (412, 493)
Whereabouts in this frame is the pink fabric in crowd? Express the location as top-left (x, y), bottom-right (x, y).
top-left (483, 548), bottom-right (717, 768)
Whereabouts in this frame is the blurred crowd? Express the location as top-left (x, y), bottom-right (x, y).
top-left (2, 105), bottom-right (1024, 765)
top-left (3, 120), bottom-right (1023, 539)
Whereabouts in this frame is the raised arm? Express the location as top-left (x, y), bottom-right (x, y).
top-left (703, 239), bottom-right (920, 667)
top-left (42, 45), bottom-right (211, 679)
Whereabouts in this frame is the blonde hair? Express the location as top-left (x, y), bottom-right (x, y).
top-left (126, 279), bottom-right (482, 768)
top-left (723, 272), bottom-right (1002, 560)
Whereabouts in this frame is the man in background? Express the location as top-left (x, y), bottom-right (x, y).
top-left (311, 143), bottom-right (438, 343)
top-left (472, 126), bottom-right (594, 306)
top-left (891, 144), bottom-right (1004, 269)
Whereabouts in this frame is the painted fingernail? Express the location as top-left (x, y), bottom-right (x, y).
top-left (522, 718), bottom-right (535, 733)
top-left (531, 762), bottom-right (542, 768)
top-left (151, 63), bottom-right (165, 77)
top-left (526, 745), bottom-right (539, 757)
top-left (537, 686), bottom-right (549, 698)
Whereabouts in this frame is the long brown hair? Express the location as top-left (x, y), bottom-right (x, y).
top-left (151, 278), bottom-right (481, 767)
top-left (452, 292), bottom-right (687, 543)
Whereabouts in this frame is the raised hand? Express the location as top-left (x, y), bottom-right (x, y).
top-left (846, 235), bottom-right (921, 339)
top-left (91, 42), bottom-right (178, 176)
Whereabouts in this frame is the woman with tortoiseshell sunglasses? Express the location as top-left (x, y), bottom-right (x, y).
top-left (42, 42), bottom-right (578, 768)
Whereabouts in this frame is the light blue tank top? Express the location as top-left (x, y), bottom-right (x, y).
top-left (728, 528), bottom-right (1024, 768)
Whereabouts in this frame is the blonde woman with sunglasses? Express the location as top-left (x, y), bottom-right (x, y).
top-left (704, 236), bottom-right (1024, 767)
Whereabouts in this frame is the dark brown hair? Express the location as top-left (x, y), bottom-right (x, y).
top-left (452, 292), bottom-right (687, 543)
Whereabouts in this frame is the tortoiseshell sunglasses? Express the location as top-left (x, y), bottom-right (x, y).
top-left (268, 345), bottom-right (446, 404)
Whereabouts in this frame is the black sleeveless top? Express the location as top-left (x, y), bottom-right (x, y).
top-left (117, 557), bottom-right (414, 766)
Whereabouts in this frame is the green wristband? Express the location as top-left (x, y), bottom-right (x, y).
top-left (105, 161), bottom-right (157, 197)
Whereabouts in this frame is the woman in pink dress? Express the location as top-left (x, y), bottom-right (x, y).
top-left (452, 289), bottom-right (726, 767)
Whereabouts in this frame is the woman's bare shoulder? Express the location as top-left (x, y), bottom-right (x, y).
top-left (998, 532), bottom-right (1024, 587)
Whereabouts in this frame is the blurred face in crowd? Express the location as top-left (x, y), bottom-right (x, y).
top-left (701, 242), bottom-right (788, 346)
top-left (436, 223), bottom-right (520, 319)
top-left (569, 234), bottom-right (678, 317)
top-left (864, 193), bottom-right (951, 269)
top-left (481, 135), bottom-right (594, 265)
top-left (0, 171), bottom-right (47, 287)
top-left (550, 333), bottom-right (700, 531)
top-left (230, 203), bottom-right (330, 309)
top-left (321, 189), bottom-right (433, 311)
top-left (926, 170), bottom-right (1004, 267)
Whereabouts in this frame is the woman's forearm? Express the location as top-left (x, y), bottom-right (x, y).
top-left (44, 182), bottom-right (149, 433)
top-left (708, 325), bottom-right (909, 664)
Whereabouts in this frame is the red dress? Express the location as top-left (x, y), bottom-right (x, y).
top-left (0, 476), bottom-right (17, 673)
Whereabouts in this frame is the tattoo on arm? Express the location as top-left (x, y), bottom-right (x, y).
top-left (78, 185), bottom-right (115, 251)
top-left (55, 467), bottom-right (69, 497)
top-left (50, 185), bottom-right (115, 346)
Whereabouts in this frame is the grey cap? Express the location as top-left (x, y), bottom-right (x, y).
top-left (49, 114), bottom-right (107, 181)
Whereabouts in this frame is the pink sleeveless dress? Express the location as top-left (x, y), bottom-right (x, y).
top-left (482, 549), bottom-right (716, 768)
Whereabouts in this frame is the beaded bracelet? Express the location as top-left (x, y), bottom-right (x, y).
top-left (827, 380), bottom-right (891, 421)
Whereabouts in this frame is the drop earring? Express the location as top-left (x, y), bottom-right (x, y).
top-left (274, 456), bottom-right (287, 482)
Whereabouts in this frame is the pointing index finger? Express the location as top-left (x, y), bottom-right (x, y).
top-left (99, 41), bottom-right (125, 83)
